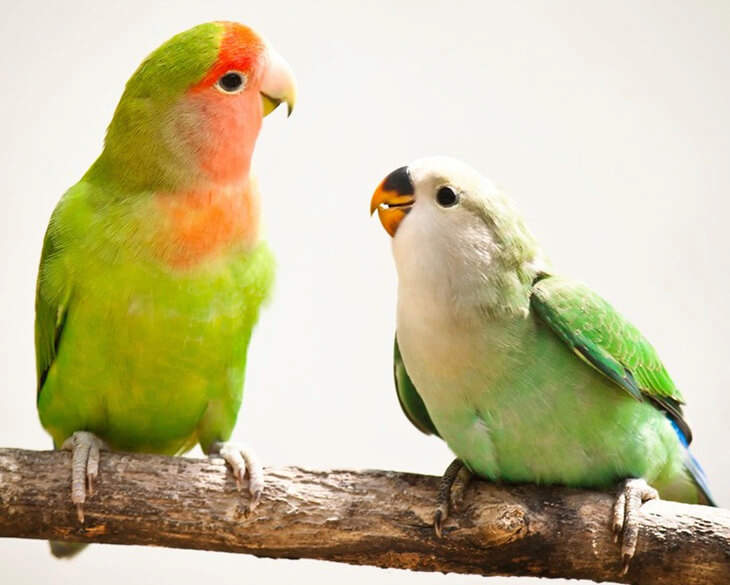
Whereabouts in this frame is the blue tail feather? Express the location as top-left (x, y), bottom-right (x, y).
top-left (669, 419), bottom-right (717, 507)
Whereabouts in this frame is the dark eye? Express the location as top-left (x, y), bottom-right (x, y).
top-left (436, 186), bottom-right (458, 207)
top-left (216, 71), bottom-right (246, 93)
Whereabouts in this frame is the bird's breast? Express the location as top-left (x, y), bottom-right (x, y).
top-left (396, 288), bottom-right (520, 409)
top-left (152, 178), bottom-right (261, 269)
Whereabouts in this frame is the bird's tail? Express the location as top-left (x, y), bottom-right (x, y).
top-left (669, 419), bottom-right (717, 506)
top-left (682, 449), bottom-right (717, 507)
top-left (49, 541), bottom-right (88, 559)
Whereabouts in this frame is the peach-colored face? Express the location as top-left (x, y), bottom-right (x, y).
top-left (152, 23), bottom-right (295, 268)
top-left (177, 23), bottom-right (268, 186)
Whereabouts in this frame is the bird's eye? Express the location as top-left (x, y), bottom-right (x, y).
top-left (216, 71), bottom-right (247, 94)
top-left (436, 186), bottom-right (459, 207)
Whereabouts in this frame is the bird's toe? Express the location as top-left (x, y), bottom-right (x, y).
top-left (209, 441), bottom-right (264, 513)
top-left (611, 478), bottom-right (659, 575)
top-left (61, 431), bottom-right (108, 523)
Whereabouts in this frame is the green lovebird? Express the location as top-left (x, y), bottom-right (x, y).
top-left (370, 157), bottom-right (715, 572)
top-left (35, 21), bottom-right (296, 555)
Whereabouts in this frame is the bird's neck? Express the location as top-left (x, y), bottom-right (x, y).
top-left (150, 175), bottom-right (262, 269)
top-left (91, 85), bottom-right (263, 193)
top-left (394, 232), bottom-right (539, 321)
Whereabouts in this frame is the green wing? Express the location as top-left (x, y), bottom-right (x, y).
top-left (393, 335), bottom-right (440, 437)
top-left (35, 199), bottom-right (74, 398)
top-left (531, 275), bottom-right (691, 442)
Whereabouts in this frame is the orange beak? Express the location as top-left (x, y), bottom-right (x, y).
top-left (369, 166), bottom-right (415, 237)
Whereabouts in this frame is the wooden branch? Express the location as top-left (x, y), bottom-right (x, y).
top-left (0, 448), bottom-right (727, 584)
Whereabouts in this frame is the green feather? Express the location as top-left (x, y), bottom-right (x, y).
top-left (393, 336), bottom-right (440, 437)
top-left (89, 22), bottom-right (224, 192)
top-left (35, 214), bottom-right (71, 396)
top-left (34, 22), bottom-right (275, 455)
top-left (384, 157), bottom-right (713, 506)
top-left (531, 275), bottom-right (692, 442)
top-left (35, 179), bottom-right (275, 452)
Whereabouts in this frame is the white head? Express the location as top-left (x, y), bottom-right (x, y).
top-left (370, 156), bottom-right (548, 315)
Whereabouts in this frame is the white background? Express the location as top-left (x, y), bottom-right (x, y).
top-left (1, 1), bottom-right (729, 584)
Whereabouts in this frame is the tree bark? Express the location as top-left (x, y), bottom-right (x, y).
top-left (0, 448), bottom-right (727, 584)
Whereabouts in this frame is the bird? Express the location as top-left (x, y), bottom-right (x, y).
top-left (34, 21), bottom-right (295, 557)
top-left (370, 156), bottom-right (715, 573)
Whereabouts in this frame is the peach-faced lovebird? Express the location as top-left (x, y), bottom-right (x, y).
top-left (370, 157), bottom-right (715, 573)
top-left (35, 21), bottom-right (295, 556)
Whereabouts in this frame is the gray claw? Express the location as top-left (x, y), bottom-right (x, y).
top-left (61, 431), bottom-right (108, 523)
top-left (611, 478), bottom-right (658, 575)
top-left (433, 458), bottom-right (472, 537)
top-left (209, 442), bottom-right (264, 513)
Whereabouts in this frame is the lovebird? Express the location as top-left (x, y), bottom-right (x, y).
top-left (370, 157), bottom-right (715, 572)
top-left (35, 21), bottom-right (295, 556)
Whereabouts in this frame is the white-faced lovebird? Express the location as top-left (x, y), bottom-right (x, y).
top-left (370, 157), bottom-right (715, 572)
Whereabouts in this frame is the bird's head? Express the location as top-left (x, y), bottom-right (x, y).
top-left (97, 21), bottom-right (296, 191)
top-left (371, 157), bottom-right (547, 311)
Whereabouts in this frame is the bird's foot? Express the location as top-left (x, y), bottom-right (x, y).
top-left (209, 441), bottom-right (263, 513)
top-left (61, 431), bottom-right (108, 523)
top-left (433, 458), bottom-right (473, 538)
top-left (611, 478), bottom-right (658, 575)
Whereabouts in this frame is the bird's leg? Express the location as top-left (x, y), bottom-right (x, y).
top-left (208, 441), bottom-right (264, 513)
top-left (434, 458), bottom-right (473, 537)
top-left (611, 478), bottom-right (659, 575)
top-left (61, 431), bottom-right (108, 523)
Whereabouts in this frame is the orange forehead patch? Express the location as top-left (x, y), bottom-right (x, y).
top-left (191, 22), bottom-right (266, 92)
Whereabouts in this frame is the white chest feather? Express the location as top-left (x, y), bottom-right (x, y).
top-left (396, 285), bottom-right (523, 413)
top-left (392, 201), bottom-right (527, 414)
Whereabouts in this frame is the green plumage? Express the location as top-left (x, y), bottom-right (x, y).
top-left (531, 275), bottom-right (692, 442)
top-left (36, 180), bottom-right (274, 454)
top-left (92, 22), bottom-right (223, 192)
top-left (395, 274), bottom-right (712, 504)
top-left (387, 157), bottom-right (714, 509)
top-left (394, 337), bottom-right (439, 437)
top-left (35, 22), bottom-right (275, 455)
